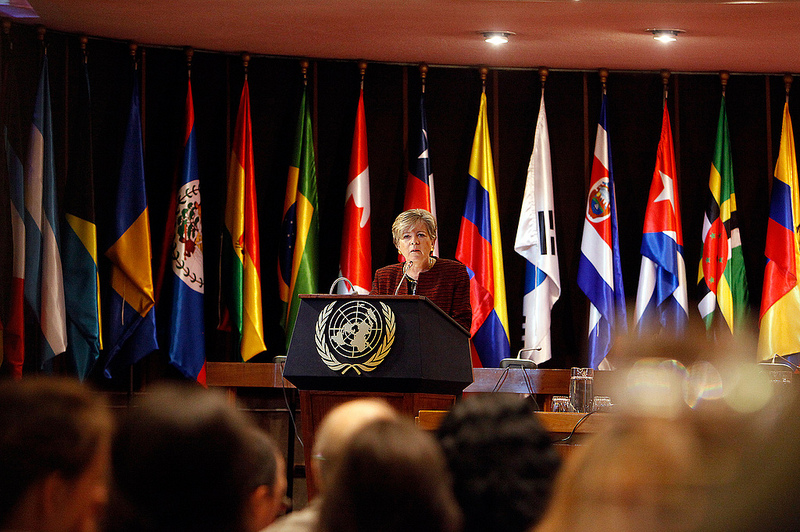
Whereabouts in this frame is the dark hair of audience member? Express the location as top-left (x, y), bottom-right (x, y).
top-left (0, 377), bottom-right (113, 530)
top-left (106, 383), bottom-right (282, 532)
top-left (317, 418), bottom-right (462, 532)
top-left (436, 394), bottom-right (561, 532)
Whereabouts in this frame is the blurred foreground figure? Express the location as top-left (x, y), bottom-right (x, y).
top-left (437, 394), bottom-right (561, 532)
top-left (318, 418), bottom-right (462, 532)
top-left (0, 377), bottom-right (113, 532)
top-left (264, 398), bottom-right (397, 532)
top-left (106, 384), bottom-right (286, 532)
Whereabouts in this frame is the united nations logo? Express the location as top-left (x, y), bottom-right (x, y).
top-left (315, 300), bottom-right (396, 375)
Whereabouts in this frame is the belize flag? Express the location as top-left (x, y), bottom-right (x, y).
top-left (404, 90), bottom-right (439, 256)
top-left (456, 91), bottom-right (510, 368)
top-left (577, 93), bottom-right (626, 370)
top-left (758, 102), bottom-right (800, 360)
top-left (168, 79), bottom-right (206, 384)
top-left (634, 104), bottom-right (689, 335)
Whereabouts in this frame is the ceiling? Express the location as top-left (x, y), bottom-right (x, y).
top-left (21, 0), bottom-right (800, 74)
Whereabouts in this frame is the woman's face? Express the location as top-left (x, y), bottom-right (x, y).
top-left (397, 221), bottom-right (435, 264)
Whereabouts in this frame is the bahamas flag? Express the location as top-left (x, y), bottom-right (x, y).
top-left (221, 79), bottom-right (266, 361)
top-left (404, 89), bottom-right (439, 256)
top-left (514, 91), bottom-right (560, 365)
top-left (62, 47), bottom-right (102, 380)
top-left (279, 84), bottom-right (318, 347)
top-left (635, 104), bottom-right (689, 335)
top-left (24, 54), bottom-right (67, 366)
top-left (2, 41), bottom-right (25, 378)
top-left (339, 87), bottom-right (371, 295)
top-left (577, 93), bottom-right (626, 369)
top-left (103, 76), bottom-right (158, 377)
top-left (168, 79), bottom-right (206, 383)
top-left (758, 102), bottom-right (800, 360)
top-left (456, 91), bottom-right (510, 368)
top-left (698, 95), bottom-right (748, 333)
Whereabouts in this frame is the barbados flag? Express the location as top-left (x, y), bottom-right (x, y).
top-left (279, 83), bottom-right (319, 348)
top-left (339, 87), bottom-right (371, 295)
top-left (62, 46), bottom-right (102, 380)
top-left (577, 93), bottom-right (626, 369)
top-left (456, 91), bottom-right (509, 368)
top-left (221, 79), bottom-right (266, 361)
top-left (24, 54), bottom-right (67, 366)
top-left (635, 104), bottom-right (689, 335)
top-left (103, 76), bottom-right (158, 377)
top-left (404, 90), bottom-right (439, 256)
top-left (168, 79), bottom-right (206, 383)
top-left (758, 102), bottom-right (800, 360)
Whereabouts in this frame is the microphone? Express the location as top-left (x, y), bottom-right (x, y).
top-left (329, 276), bottom-right (356, 295)
top-left (394, 260), bottom-right (412, 295)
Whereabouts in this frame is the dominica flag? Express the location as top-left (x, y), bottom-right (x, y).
top-left (279, 83), bottom-right (319, 347)
top-left (456, 90), bottom-right (510, 368)
top-left (698, 95), bottom-right (748, 333)
top-left (221, 79), bottom-right (267, 361)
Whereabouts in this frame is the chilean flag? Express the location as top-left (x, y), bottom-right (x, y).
top-left (577, 93), bottom-right (626, 369)
top-left (404, 91), bottom-right (439, 256)
top-left (339, 87), bottom-right (371, 294)
top-left (635, 104), bottom-right (689, 334)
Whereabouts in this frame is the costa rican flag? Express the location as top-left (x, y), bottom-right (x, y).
top-left (577, 93), bottom-right (626, 369)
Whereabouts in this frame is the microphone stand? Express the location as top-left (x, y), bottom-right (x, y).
top-left (394, 261), bottom-right (413, 295)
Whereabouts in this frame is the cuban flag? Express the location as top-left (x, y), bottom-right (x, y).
top-left (514, 91), bottom-right (560, 364)
top-left (168, 79), bottom-right (206, 384)
top-left (577, 93), bottom-right (626, 369)
top-left (635, 104), bottom-right (689, 334)
top-left (404, 90), bottom-right (439, 256)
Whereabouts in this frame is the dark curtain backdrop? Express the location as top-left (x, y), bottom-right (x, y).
top-left (0, 22), bottom-right (788, 386)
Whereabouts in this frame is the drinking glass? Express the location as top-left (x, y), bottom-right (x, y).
top-left (551, 395), bottom-right (574, 412)
top-left (569, 367), bottom-right (594, 413)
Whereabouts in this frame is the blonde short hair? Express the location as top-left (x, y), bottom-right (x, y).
top-left (391, 209), bottom-right (437, 248)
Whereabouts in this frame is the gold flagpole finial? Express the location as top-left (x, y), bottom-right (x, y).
top-left (785, 73), bottom-right (793, 103)
top-left (37, 25), bottom-right (46, 54)
top-left (720, 70), bottom-right (729, 97)
top-left (185, 47), bottom-right (193, 78)
top-left (300, 59), bottom-right (309, 85)
top-left (80, 35), bottom-right (88, 64)
top-left (599, 68), bottom-right (608, 95)
top-left (479, 66), bottom-right (488, 93)
top-left (358, 60), bottom-right (367, 89)
top-left (539, 66), bottom-right (549, 90)
top-left (129, 42), bottom-right (138, 70)
top-left (419, 63), bottom-right (428, 94)
top-left (241, 53), bottom-right (250, 80)
top-left (661, 69), bottom-right (671, 101)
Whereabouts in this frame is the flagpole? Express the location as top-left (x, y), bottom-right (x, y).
top-left (720, 70), bottom-right (729, 97)
top-left (480, 66), bottom-right (487, 94)
top-left (785, 73), bottom-right (792, 104)
top-left (599, 67), bottom-right (608, 96)
top-left (242, 52), bottom-right (249, 81)
top-left (661, 69), bottom-right (670, 104)
top-left (420, 62), bottom-right (427, 94)
top-left (359, 60), bottom-right (366, 90)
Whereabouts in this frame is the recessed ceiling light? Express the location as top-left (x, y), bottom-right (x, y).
top-left (648, 29), bottom-right (685, 43)
top-left (480, 31), bottom-right (515, 45)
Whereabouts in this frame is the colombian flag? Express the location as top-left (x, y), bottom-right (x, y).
top-left (221, 79), bottom-right (266, 361)
top-left (456, 91), bottom-right (510, 368)
top-left (758, 102), bottom-right (800, 360)
top-left (103, 76), bottom-right (158, 377)
top-left (279, 83), bottom-right (319, 348)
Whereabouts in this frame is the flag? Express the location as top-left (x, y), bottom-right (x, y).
top-left (455, 91), bottom-right (510, 368)
top-left (279, 85), bottom-right (318, 347)
top-left (697, 95), bottom-right (748, 333)
top-left (758, 102), bottom-right (800, 360)
top-left (168, 79), bottom-right (206, 383)
top-left (23, 54), bottom-right (67, 366)
top-left (62, 48), bottom-right (101, 380)
top-left (338, 87), bottom-right (371, 294)
top-left (2, 40), bottom-right (25, 378)
top-left (221, 80), bottom-right (266, 361)
top-left (634, 104), bottom-right (689, 335)
top-left (577, 93), bottom-right (626, 369)
top-left (404, 90), bottom-right (439, 256)
top-left (103, 76), bottom-right (158, 377)
top-left (514, 91), bottom-right (560, 365)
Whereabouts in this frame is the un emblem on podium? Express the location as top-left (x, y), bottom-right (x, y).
top-left (315, 300), bottom-right (396, 375)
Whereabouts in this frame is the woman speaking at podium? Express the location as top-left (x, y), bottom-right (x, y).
top-left (371, 209), bottom-right (472, 333)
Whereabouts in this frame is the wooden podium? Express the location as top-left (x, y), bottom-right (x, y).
top-left (283, 294), bottom-right (473, 498)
